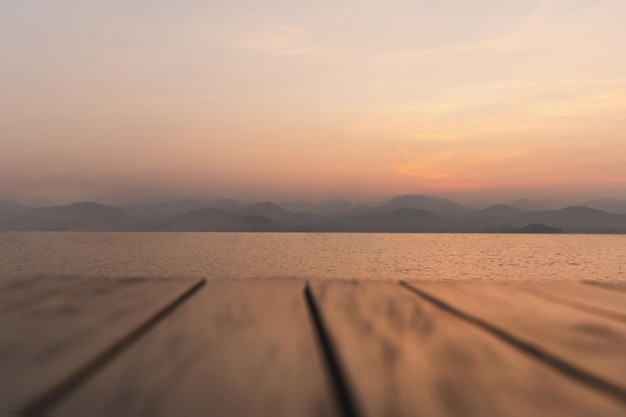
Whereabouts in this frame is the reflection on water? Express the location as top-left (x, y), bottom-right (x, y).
top-left (0, 232), bottom-right (624, 282)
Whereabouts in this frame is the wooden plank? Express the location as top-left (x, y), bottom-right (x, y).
top-left (406, 282), bottom-right (626, 398)
top-left (0, 275), bottom-right (98, 315)
top-left (53, 281), bottom-right (340, 417)
top-left (308, 282), bottom-right (626, 417)
top-left (514, 282), bottom-right (626, 323)
top-left (0, 278), bottom-right (203, 414)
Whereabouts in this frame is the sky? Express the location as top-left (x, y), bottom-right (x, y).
top-left (1, 0), bottom-right (626, 205)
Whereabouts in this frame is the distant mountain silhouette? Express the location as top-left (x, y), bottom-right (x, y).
top-left (20, 202), bottom-right (123, 231)
top-left (511, 224), bottom-right (562, 234)
top-left (37, 202), bottom-right (115, 216)
top-left (330, 208), bottom-right (453, 232)
top-left (1, 195), bottom-right (625, 233)
top-left (0, 200), bottom-right (33, 230)
top-left (580, 198), bottom-right (626, 214)
top-left (161, 208), bottom-right (289, 232)
top-left (464, 204), bottom-right (527, 230)
top-left (330, 203), bottom-right (429, 218)
top-left (234, 202), bottom-right (293, 220)
top-left (0, 200), bottom-right (32, 214)
top-left (232, 202), bottom-right (327, 227)
top-left (327, 204), bottom-right (383, 218)
top-left (481, 204), bottom-right (525, 217)
top-left (0, 201), bottom-right (163, 231)
top-left (128, 199), bottom-right (243, 216)
top-left (508, 198), bottom-right (571, 212)
top-left (385, 194), bottom-right (472, 217)
top-left (277, 199), bottom-right (354, 215)
top-left (525, 206), bottom-right (626, 232)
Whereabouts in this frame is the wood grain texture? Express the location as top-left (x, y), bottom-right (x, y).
top-left (407, 282), bottom-right (626, 395)
top-left (309, 281), bottom-right (626, 417)
top-left (0, 275), bottom-right (98, 316)
top-left (54, 281), bottom-right (340, 417)
top-left (0, 278), bottom-right (202, 413)
top-left (514, 282), bottom-right (626, 323)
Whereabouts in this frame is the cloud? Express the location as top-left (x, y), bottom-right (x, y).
top-left (264, 24), bottom-right (302, 35)
top-left (340, 76), bottom-right (626, 145)
top-left (231, 24), bottom-right (325, 56)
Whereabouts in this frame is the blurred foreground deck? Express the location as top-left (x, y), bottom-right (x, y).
top-left (1, 277), bottom-right (626, 417)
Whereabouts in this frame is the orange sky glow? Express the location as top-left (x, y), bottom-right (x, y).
top-left (1, 0), bottom-right (625, 204)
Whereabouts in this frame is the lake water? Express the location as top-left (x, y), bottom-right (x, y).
top-left (0, 232), bottom-right (624, 283)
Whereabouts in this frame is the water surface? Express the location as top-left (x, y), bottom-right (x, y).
top-left (1, 232), bottom-right (624, 283)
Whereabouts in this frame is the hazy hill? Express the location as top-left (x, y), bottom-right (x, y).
top-left (231, 202), bottom-right (327, 227)
top-left (1, 195), bottom-right (626, 233)
top-left (327, 204), bottom-right (382, 218)
top-left (0, 200), bottom-right (33, 230)
top-left (328, 203), bottom-right (430, 218)
top-left (509, 198), bottom-right (571, 211)
top-left (525, 206), bottom-right (626, 232)
top-left (463, 204), bottom-right (527, 230)
top-left (0, 200), bottom-right (32, 214)
top-left (2, 202), bottom-right (161, 231)
top-left (277, 199), bottom-right (354, 215)
top-left (161, 208), bottom-right (290, 232)
top-left (580, 198), bottom-right (626, 214)
top-left (325, 194), bottom-right (472, 218)
top-left (385, 194), bottom-right (473, 217)
top-left (330, 208), bottom-right (453, 232)
top-left (37, 202), bottom-right (115, 216)
top-left (234, 202), bottom-right (293, 220)
top-left (512, 224), bottom-right (562, 234)
top-left (481, 204), bottom-right (525, 217)
top-left (128, 199), bottom-right (243, 216)
top-left (24, 202), bottom-right (124, 231)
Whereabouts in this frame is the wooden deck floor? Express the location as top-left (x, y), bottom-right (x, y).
top-left (1, 277), bottom-right (626, 416)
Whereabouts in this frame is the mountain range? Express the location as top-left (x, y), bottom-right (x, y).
top-left (1, 195), bottom-right (626, 233)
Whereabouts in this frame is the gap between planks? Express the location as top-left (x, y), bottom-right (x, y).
top-left (305, 283), bottom-right (362, 417)
top-left (583, 282), bottom-right (626, 293)
top-left (17, 279), bottom-right (206, 416)
top-left (399, 282), bottom-right (626, 407)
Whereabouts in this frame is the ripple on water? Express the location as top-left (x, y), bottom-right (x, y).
top-left (0, 232), bottom-right (624, 282)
